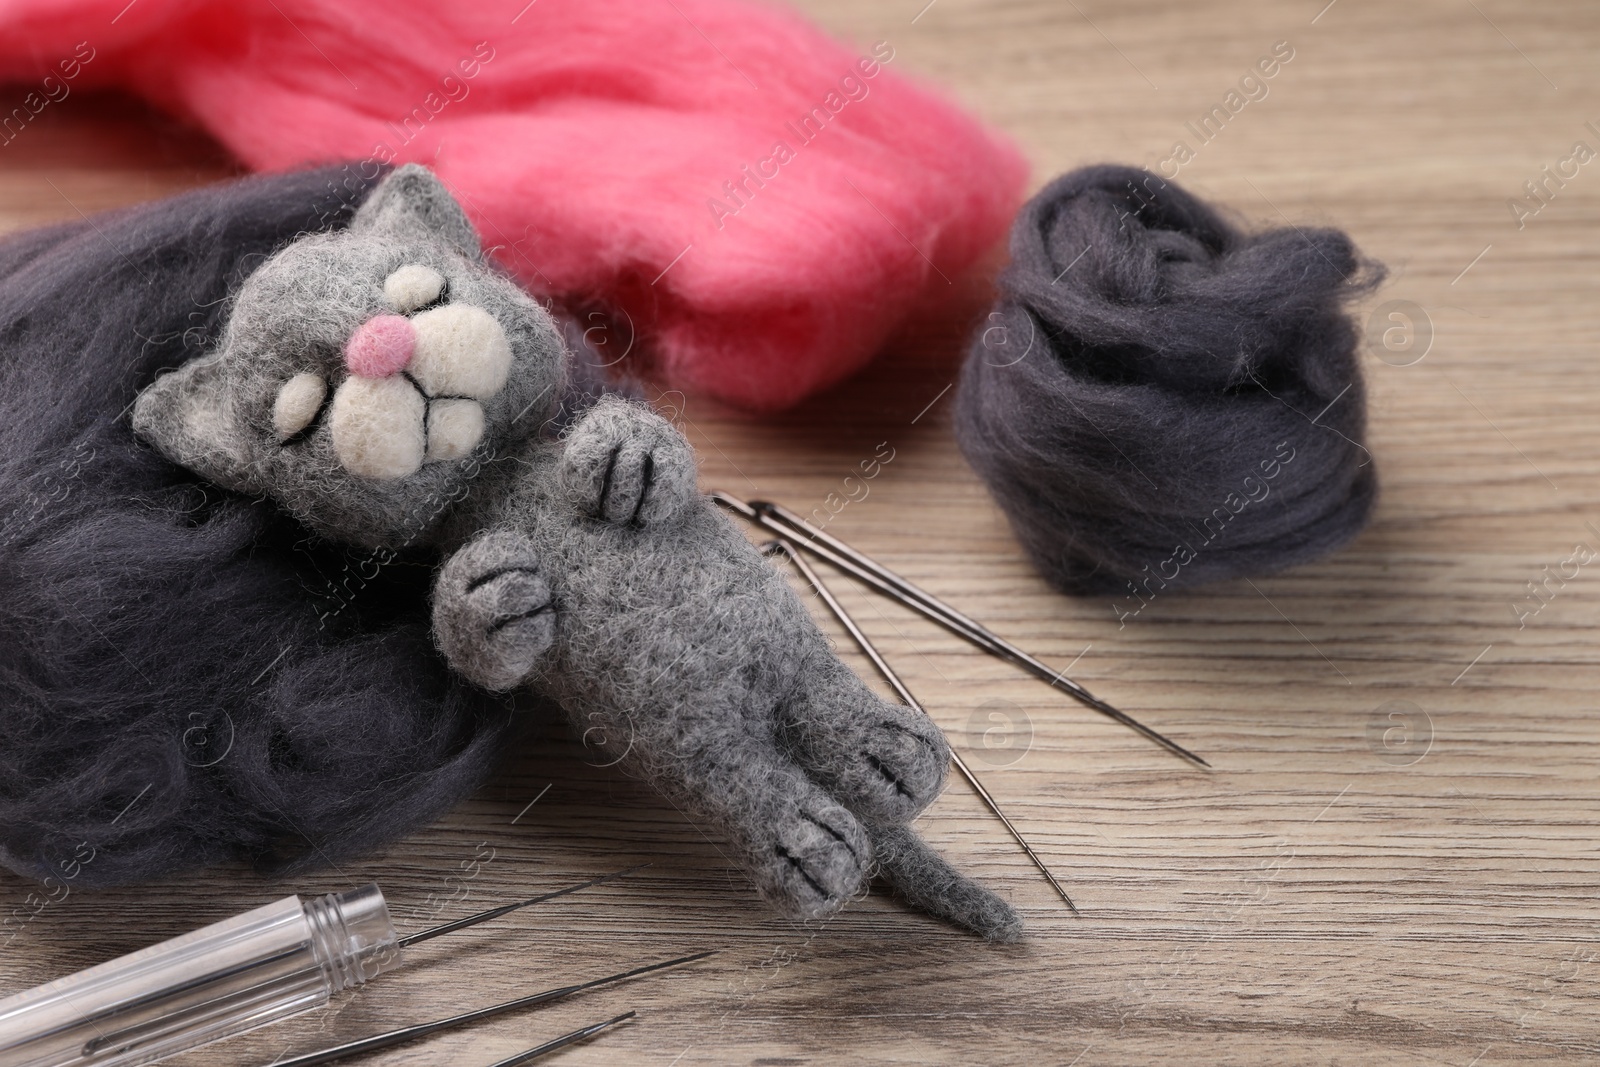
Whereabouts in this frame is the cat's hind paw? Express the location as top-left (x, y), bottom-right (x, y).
top-left (755, 797), bottom-right (872, 920)
top-left (782, 661), bottom-right (951, 825)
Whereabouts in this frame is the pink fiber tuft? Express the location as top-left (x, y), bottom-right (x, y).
top-left (344, 314), bottom-right (415, 378)
top-left (0, 0), bottom-right (1029, 411)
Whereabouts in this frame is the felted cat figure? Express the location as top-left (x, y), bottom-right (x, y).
top-left (133, 165), bottom-right (1021, 940)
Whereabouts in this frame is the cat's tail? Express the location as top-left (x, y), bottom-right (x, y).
top-left (868, 823), bottom-right (1024, 943)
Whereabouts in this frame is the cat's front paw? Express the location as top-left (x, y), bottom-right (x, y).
top-left (433, 530), bottom-right (555, 691)
top-left (559, 396), bottom-right (697, 526)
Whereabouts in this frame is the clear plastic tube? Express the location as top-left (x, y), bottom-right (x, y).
top-left (0, 884), bottom-right (400, 1067)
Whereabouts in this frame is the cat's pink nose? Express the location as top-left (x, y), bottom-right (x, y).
top-left (344, 314), bottom-right (416, 378)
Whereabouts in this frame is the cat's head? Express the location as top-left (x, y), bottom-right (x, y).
top-left (134, 165), bottom-right (565, 548)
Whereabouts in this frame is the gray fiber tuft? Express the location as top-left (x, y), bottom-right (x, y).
top-left (956, 164), bottom-right (1383, 597)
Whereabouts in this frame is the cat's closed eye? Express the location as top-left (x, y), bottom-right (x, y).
top-left (384, 264), bottom-right (448, 314)
top-left (274, 371), bottom-right (330, 442)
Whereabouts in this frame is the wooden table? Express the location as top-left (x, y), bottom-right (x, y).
top-left (2, 1), bottom-right (1598, 1063)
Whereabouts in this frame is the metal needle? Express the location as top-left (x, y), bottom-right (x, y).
top-left (482, 1011), bottom-right (637, 1067)
top-left (765, 539), bottom-right (1080, 915)
top-left (398, 863), bottom-right (650, 948)
top-left (264, 952), bottom-right (713, 1067)
top-left (714, 491), bottom-right (1209, 769)
top-left (68, 867), bottom-right (653, 1059)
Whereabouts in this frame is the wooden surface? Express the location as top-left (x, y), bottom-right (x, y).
top-left (3, 1), bottom-right (1600, 1063)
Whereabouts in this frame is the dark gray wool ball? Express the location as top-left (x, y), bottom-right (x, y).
top-left (956, 164), bottom-right (1383, 599)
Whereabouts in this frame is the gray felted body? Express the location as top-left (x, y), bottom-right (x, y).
top-left (133, 165), bottom-right (1020, 938)
top-left (437, 436), bottom-right (947, 913)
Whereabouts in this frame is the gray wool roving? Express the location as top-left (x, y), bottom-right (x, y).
top-left (134, 165), bottom-right (1019, 939)
top-left (0, 166), bottom-right (516, 890)
top-left (956, 164), bottom-right (1383, 600)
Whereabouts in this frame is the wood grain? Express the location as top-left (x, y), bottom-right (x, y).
top-left (2, 1), bottom-right (1599, 1063)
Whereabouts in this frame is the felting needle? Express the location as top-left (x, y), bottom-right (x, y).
top-left (713, 491), bottom-right (1209, 770)
top-left (263, 952), bottom-right (713, 1067)
top-left (764, 539), bottom-right (1080, 915)
top-left (482, 1011), bottom-right (637, 1067)
top-left (751, 495), bottom-right (1207, 769)
top-left (398, 863), bottom-right (650, 948)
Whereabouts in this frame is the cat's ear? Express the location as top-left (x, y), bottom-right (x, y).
top-left (352, 164), bottom-right (482, 260)
top-left (132, 355), bottom-right (265, 495)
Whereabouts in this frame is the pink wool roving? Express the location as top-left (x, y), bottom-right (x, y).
top-left (0, 0), bottom-right (1027, 411)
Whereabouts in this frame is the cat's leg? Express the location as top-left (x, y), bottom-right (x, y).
top-left (587, 698), bottom-right (873, 919)
top-left (777, 653), bottom-right (1025, 941)
top-left (778, 650), bottom-right (950, 825)
top-left (432, 529), bottom-right (556, 691)
top-left (704, 735), bottom-right (874, 919)
top-left (558, 396), bottom-right (699, 526)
